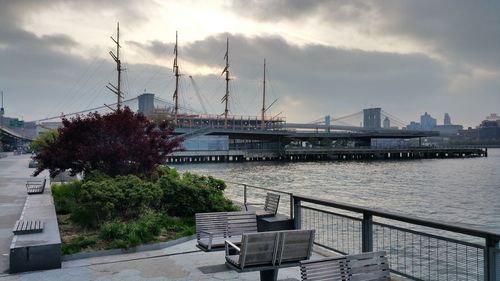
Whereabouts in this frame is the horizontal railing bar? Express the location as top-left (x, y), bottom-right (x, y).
top-left (373, 221), bottom-right (485, 249)
top-left (301, 205), bottom-right (362, 221)
top-left (295, 195), bottom-right (500, 241)
top-left (388, 269), bottom-right (423, 281)
top-left (225, 180), bottom-right (293, 196)
top-left (313, 242), bottom-right (349, 256)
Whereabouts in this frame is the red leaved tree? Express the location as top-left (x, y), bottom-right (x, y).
top-left (34, 107), bottom-right (183, 177)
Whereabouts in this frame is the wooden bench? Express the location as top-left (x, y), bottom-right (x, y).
top-left (300, 251), bottom-right (390, 281)
top-left (12, 220), bottom-right (44, 235)
top-left (225, 229), bottom-right (315, 281)
top-left (245, 192), bottom-right (280, 217)
top-left (195, 211), bottom-right (257, 251)
top-left (10, 181), bottom-right (61, 273)
top-left (25, 178), bottom-right (46, 195)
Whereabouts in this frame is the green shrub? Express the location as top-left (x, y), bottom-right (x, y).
top-left (52, 181), bottom-right (83, 214)
top-left (108, 239), bottom-right (128, 249)
top-left (83, 170), bottom-right (111, 182)
top-left (115, 177), bottom-right (163, 217)
top-left (62, 235), bottom-right (97, 255)
top-left (177, 226), bottom-right (196, 238)
top-left (158, 172), bottom-right (237, 217)
top-left (99, 221), bottom-right (127, 240)
top-left (78, 175), bottom-right (163, 223)
top-left (99, 211), bottom-right (165, 248)
top-left (149, 166), bottom-right (180, 182)
top-left (128, 211), bottom-right (163, 243)
top-left (71, 206), bottom-right (99, 228)
top-left (77, 180), bottom-right (122, 224)
top-left (52, 166), bottom-right (235, 252)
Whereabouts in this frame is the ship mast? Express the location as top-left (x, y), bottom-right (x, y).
top-left (221, 37), bottom-right (230, 128)
top-left (0, 90), bottom-right (4, 127)
top-left (261, 59), bottom-right (266, 129)
top-left (107, 22), bottom-right (123, 110)
top-left (173, 31), bottom-right (180, 124)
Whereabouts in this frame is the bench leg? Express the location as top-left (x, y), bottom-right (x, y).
top-left (260, 268), bottom-right (278, 281)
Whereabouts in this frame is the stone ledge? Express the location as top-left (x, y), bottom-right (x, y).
top-left (9, 180), bottom-right (61, 273)
top-left (62, 234), bottom-right (197, 261)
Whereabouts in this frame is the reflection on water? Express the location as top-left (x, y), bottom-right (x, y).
top-left (171, 149), bottom-right (500, 232)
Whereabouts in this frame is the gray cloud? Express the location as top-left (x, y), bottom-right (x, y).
top-left (127, 40), bottom-right (175, 59)
top-left (231, 1), bottom-right (500, 72)
top-left (0, 1), bottom-right (498, 127)
top-left (130, 34), bottom-right (461, 123)
top-left (128, 32), bottom-right (500, 126)
top-left (0, 0), bottom-right (166, 120)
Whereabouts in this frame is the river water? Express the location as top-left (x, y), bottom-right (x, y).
top-left (171, 148), bottom-right (500, 233)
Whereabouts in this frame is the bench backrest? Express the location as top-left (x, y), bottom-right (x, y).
top-left (239, 231), bottom-right (280, 268)
top-left (264, 192), bottom-right (280, 215)
top-left (227, 211), bottom-right (258, 236)
top-left (196, 211), bottom-right (257, 239)
top-left (26, 178), bottom-right (46, 186)
top-left (195, 211), bottom-right (229, 239)
top-left (236, 229), bottom-right (315, 269)
top-left (345, 251), bottom-right (390, 281)
top-left (300, 256), bottom-right (348, 281)
top-left (26, 178), bottom-right (46, 194)
top-left (300, 251), bottom-right (389, 281)
top-left (277, 229), bottom-right (315, 265)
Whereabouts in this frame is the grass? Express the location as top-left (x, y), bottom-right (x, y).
top-left (58, 212), bottom-right (195, 255)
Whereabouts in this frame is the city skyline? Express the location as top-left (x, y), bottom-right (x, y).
top-left (1, 1), bottom-right (499, 127)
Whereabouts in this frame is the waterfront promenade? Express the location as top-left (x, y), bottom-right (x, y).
top-left (0, 238), bottom-right (324, 281)
top-left (0, 153), bottom-right (327, 280)
top-left (0, 154), bottom-right (36, 273)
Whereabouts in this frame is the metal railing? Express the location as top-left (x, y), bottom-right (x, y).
top-left (224, 181), bottom-right (294, 219)
top-left (293, 195), bottom-right (500, 281)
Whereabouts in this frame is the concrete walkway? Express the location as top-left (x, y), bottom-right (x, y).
top-left (0, 153), bottom-right (44, 273)
top-left (0, 154), bottom-right (406, 281)
top-left (0, 238), bottom-right (324, 281)
top-left (0, 153), bottom-right (319, 280)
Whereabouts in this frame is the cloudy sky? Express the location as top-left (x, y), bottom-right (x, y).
top-left (1, 0), bottom-right (499, 127)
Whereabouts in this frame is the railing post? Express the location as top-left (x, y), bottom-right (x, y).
top-left (289, 194), bottom-right (294, 220)
top-left (484, 237), bottom-right (499, 281)
top-left (362, 212), bottom-right (373, 252)
top-left (243, 184), bottom-right (247, 206)
top-left (293, 197), bottom-right (301, 230)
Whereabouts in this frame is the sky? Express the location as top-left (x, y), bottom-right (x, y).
top-left (0, 0), bottom-right (499, 127)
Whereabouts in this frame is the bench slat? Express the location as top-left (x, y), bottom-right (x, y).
top-left (13, 220), bottom-right (44, 235)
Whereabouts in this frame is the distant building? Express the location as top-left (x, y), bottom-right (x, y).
top-left (183, 135), bottom-right (229, 151)
top-left (478, 120), bottom-right (500, 139)
top-left (363, 108), bottom-right (381, 129)
top-left (457, 119), bottom-right (500, 141)
top-left (405, 121), bottom-right (421, 130)
top-left (486, 113), bottom-right (499, 121)
top-left (434, 124), bottom-right (463, 136)
top-left (420, 112), bottom-right (437, 130)
top-left (458, 127), bottom-right (479, 140)
top-left (0, 106), bottom-right (4, 127)
top-left (383, 117), bottom-right (390, 129)
top-left (444, 113), bottom-right (451, 125)
top-left (138, 93), bottom-right (155, 117)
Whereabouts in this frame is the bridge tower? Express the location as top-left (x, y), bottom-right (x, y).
top-left (138, 93), bottom-right (155, 117)
top-left (325, 115), bottom-right (331, 132)
top-left (363, 108), bottom-right (382, 129)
